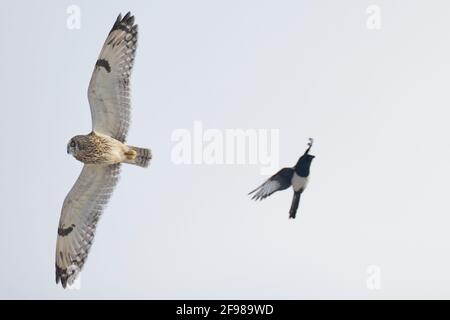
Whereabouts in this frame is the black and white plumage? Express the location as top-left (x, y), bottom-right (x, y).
top-left (56, 13), bottom-right (150, 288)
top-left (249, 139), bottom-right (315, 219)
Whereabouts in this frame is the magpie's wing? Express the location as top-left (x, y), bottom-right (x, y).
top-left (249, 168), bottom-right (294, 201)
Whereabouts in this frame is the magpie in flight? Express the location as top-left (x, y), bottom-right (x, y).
top-left (249, 138), bottom-right (315, 219)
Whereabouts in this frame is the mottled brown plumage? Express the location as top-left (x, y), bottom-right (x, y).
top-left (68, 133), bottom-right (112, 164)
top-left (67, 131), bottom-right (151, 165)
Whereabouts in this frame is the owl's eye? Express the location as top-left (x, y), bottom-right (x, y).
top-left (70, 141), bottom-right (76, 148)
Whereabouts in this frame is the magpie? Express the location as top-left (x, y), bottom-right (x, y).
top-left (249, 138), bottom-right (315, 219)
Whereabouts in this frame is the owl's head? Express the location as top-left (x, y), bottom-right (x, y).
top-left (67, 135), bottom-right (87, 157)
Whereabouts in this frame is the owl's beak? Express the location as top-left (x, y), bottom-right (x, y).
top-left (67, 145), bottom-right (71, 155)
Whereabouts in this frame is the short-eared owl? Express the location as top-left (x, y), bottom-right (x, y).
top-left (56, 12), bottom-right (151, 288)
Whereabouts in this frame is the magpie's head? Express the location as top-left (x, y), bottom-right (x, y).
top-left (300, 153), bottom-right (315, 165)
top-left (295, 153), bottom-right (314, 176)
top-left (304, 154), bottom-right (315, 161)
top-left (294, 138), bottom-right (315, 175)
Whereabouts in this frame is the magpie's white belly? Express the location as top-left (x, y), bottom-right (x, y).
top-left (291, 173), bottom-right (308, 192)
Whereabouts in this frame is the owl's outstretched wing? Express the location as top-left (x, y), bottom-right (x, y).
top-left (55, 164), bottom-right (120, 288)
top-left (249, 168), bottom-right (294, 200)
top-left (88, 12), bottom-right (138, 143)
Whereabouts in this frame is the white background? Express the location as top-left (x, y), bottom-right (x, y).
top-left (1, 0), bottom-right (449, 299)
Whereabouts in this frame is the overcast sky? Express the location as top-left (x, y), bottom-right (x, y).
top-left (1, 0), bottom-right (450, 299)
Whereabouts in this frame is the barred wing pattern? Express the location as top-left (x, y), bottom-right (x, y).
top-left (88, 12), bottom-right (138, 143)
top-left (249, 168), bottom-right (294, 200)
top-left (55, 164), bottom-right (120, 288)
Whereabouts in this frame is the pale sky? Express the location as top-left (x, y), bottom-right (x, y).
top-left (1, 0), bottom-right (450, 299)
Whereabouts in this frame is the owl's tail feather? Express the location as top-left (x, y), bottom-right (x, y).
top-left (124, 146), bottom-right (152, 168)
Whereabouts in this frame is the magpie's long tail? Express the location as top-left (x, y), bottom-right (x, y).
top-left (289, 192), bottom-right (301, 219)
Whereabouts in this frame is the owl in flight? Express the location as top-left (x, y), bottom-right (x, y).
top-left (56, 12), bottom-right (151, 288)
